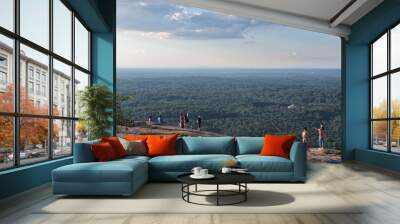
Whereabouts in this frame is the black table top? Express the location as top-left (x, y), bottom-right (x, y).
top-left (177, 172), bottom-right (255, 185)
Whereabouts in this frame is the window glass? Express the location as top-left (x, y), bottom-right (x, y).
top-left (391, 72), bottom-right (400, 118)
top-left (391, 120), bottom-right (400, 153)
top-left (20, 117), bottom-right (49, 165)
top-left (53, 59), bottom-right (72, 117)
top-left (20, 0), bottom-right (49, 49)
top-left (75, 120), bottom-right (88, 143)
top-left (0, 0), bottom-right (14, 31)
top-left (372, 76), bottom-right (387, 119)
top-left (0, 116), bottom-right (13, 170)
top-left (74, 18), bottom-right (89, 70)
top-left (20, 44), bottom-right (49, 115)
top-left (372, 121), bottom-right (388, 151)
top-left (0, 35), bottom-right (14, 112)
top-left (53, 0), bottom-right (72, 60)
top-left (392, 24), bottom-right (400, 70)
top-left (74, 69), bottom-right (89, 118)
top-left (372, 33), bottom-right (387, 76)
top-left (53, 119), bottom-right (72, 157)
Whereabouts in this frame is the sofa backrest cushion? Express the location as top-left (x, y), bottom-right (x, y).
top-left (73, 139), bottom-right (100, 163)
top-left (236, 137), bottom-right (264, 155)
top-left (181, 137), bottom-right (235, 155)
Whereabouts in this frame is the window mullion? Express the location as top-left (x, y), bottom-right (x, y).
top-left (388, 30), bottom-right (391, 152)
top-left (14, 0), bottom-right (20, 167)
top-left (71, 10), bottom-right (76, 154)
top-left (48, 0), bottom-right (54, 160)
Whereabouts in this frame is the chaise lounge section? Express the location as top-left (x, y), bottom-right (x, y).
top-left (52, 141), bottom-right (149, 196)
top-left (52, 136), bottom-right (306, 196)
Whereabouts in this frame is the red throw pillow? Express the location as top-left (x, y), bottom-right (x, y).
top-left (101, 137), bottom-right (127, 158)
top-left (147, 135), bottom-right (177, 157)
top-left (260, 135), bottom-right (296, 159)
top-left (124, 135), bottom-right (148, 141)
top-left (91, 142), bottom-right (117, 162)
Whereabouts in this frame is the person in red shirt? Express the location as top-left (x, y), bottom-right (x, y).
top-left (315, 123), bottom-right (326, 150)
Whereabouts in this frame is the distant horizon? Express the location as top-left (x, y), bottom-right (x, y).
top-left (117, 67), bottom-right (341, 78)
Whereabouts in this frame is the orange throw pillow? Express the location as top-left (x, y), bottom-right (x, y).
top-left (260, 135), bottom-right (296, 159)
top-left (124, 135), bottom-right (148, 141)
top-left (147, 135), bottom-right (177, 157)
top-left (101, 137), bottom-right (127, 158)
top-left (91, 142), bottom-right (117, 162)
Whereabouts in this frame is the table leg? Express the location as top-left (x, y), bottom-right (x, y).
top-left (181, 184), bottom-right (183, 199)
top-left (217, 184), bottom-right (219, 206)
top-left (195, 184), bottom-right (198, 192)
top-left (187, 184), bottom-right (190, 202)
top-left (245, 183), bottom-right (247, 201)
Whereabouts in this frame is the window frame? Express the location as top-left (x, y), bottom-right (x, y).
top-left (0, 0), bottom-right (92, 171)
top-left (370, 21), bottom-right (400, 154)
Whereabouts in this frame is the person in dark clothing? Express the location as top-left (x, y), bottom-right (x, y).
top-left (179, 112), bottom-right (185, 128)
top-left (197, 116), bottom-right (202, 130)
top-left (184, 112), bottom-right (190, 128)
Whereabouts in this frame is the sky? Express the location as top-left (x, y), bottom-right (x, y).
top-left (117, 0), bottom-right (341, 69)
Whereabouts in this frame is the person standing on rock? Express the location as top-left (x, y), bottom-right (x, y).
top-left (197, 116), bottom-right (202, 130)
top-left (301, 127), bottom-right (309, 144)
top-left (184, 112), bottom-right (190, 128)
top-left (315, 123), bottom-right (326, 150)
top-left (157, 114), bottom-right (162, 125)
top-left (179, 113), bottom-right (185, 128)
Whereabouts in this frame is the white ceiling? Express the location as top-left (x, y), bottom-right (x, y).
top-left (228, 0), bottom-right (352, 22)
top-left (173, 0), bottom-right (384, 38)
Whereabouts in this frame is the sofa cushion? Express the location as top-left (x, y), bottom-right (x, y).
top-left (181, 137), bottom-right (235, 155)
top-left (236, 155), bottom-right (293, 172)
top-left (53, 158), bottom-right (147, 183)
top-left (149, 154), bottom-right (235, 172)
top-left (116, 155), bottom-right (150, 163)
top-left (236, 137), bottom-right (264, 155)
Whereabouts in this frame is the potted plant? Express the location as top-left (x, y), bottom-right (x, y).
top-left (79, 84), bottom-right (114, 140)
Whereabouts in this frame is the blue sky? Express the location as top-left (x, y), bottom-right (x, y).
top-left (117, 0), bottom-right (341, 69)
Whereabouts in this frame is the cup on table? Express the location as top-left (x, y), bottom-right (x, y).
top-left (191, 167), bottom-right (202, 176)
top-left (200, 169), bottom-right (208, 176)
top-left (221, 167), bottom-right (232, 174)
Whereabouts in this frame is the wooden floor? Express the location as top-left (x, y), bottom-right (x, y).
top-left (1, 161), bottom-right (400, 224)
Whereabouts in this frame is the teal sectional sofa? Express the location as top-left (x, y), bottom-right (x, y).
top-left (52, 137), bottom-right (306, 196)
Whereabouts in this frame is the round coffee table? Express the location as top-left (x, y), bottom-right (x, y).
top-left (177, 173), bottom-right (255, 206)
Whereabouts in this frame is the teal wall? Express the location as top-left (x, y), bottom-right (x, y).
top-left (92, 32), bottom-right (116, 135)
top-left (0, 0), bottom-right (116, 200)
top-left (0, 158), bottom-right (72, 199)
top-left (91, 0), bottom-right (116, 135)
top-left (344, 0), bottom-right (400, 171)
